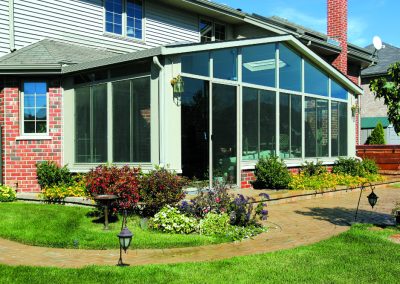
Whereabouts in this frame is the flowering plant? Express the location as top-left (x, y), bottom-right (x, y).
top-left (0, 185), bottom-right (16, 202)
top-left (149, 205), bottom-right (198, 234)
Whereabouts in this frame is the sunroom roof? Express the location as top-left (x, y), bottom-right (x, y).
top-left (63, 35), bottom-right (363, 96)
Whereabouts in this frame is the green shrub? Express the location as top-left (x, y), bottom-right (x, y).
top-left (199, 213), bottom-right (230, 236)
top-left (253, 156), bottom-right (291, 189)
top-left (225, 225), bottom-right (267, 241)
top-left (362, 158), bottom-right (379, 175)
top-left (36, 161), bottom-right (73, 189)
top-left (332, 158), bottom-right (365, 177)
top-left (366, 122), bottom-right (386, 145)
top-left (149, 205), bottom-right (198, 234)
top-left (0, 185), bottom-right (16, 202)
top-left (301, 161), bottom-right (327, 176)
top-left (140, 168), bottom-right (188, 216)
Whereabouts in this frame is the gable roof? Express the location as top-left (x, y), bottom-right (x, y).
top-left (361, 43), bottom-right (400, 77)
top-left (0, 39), bottom-right (117, 74)
top-left (63, 34), bottom-right (363, 96)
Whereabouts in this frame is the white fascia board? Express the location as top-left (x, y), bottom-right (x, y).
top-left (162, 35), bottom-right (363, 96)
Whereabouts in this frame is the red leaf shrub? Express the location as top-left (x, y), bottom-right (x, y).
top-left (86, 165), bottom-right (140, 211)
top-left (140, 168), bottom-right (188, 216)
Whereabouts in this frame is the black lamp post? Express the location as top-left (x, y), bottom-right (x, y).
top-left (355, 182), bottom-right (379, 221)
top-left (117, 210), bottom-right (133, 266)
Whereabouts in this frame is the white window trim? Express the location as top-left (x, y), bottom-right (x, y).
top-left (103, 0), bottom-right (145, 41)
top-left (19, 82), bottom-right (50, 138)
top-left (199, 18), bottom-right (227, 42)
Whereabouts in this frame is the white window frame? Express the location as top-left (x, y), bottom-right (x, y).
top-left (104, 0), bottom-right (144, 41)
top-left (19, 81), bottom-right (50, 138)
top-left (199, 18), bottom-right (227, 42)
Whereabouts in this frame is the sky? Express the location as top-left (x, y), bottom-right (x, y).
top-left (216, 0), bottom-right (399, 48)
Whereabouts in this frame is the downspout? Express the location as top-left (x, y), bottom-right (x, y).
top-left (153, 56), bottom-right (165, 166)
top-left (9, 0), bottom-right (15, 52)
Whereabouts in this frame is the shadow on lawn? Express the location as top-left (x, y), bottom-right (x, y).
top-left (86, 210), bottom-right (120, 224)
top-left (294, 207), bottom-right (395, 226)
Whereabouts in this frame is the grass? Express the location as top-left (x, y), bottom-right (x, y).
top-left (0, 224), bottom-right (398, 283)
top-left (0, 202), bottom-right (229, 249)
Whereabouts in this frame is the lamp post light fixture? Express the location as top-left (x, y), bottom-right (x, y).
top-left (117, 210), bottom-right (133, 266)
top-left (355, 182), bottom-right (379, 221)
top-left (172, 75), bottom-right (184, 94)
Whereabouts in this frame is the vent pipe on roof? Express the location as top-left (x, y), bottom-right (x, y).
top-left (327, 0), bottom-right (348, 75)
top-left (9, 0), bottom-right (15, 52)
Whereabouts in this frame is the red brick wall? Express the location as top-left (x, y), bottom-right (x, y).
top-left (2, 80), bottom-right (62, 192)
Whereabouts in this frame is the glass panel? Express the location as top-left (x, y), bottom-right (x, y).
top-left (215, 23), bottom-right (226, 41)
top-left (36, 108), bottom-right (46, 120)
top-left (131, 77), bottom-right (151, 162)
top-left (279, 44), bottom-right (302, 92)
top-left (127, 0), bottom-right (143, 39)
top-left (35, 82), bottom-right (47, 94)
top-left (200, 19), bottom-right (213, 43)
top-left (92, 84), bottom-right (108, 163)
top-left (305, 98), bottom-right (328, 157)
top-left (242, 44), bottom-right (276, 87)
top-left (339, 102), bottom-right (348, 156)
top-left (36, 95), bottom-right (47, 108)
top-left (181, 77), bottom-right (209, 180)
top-left (279, 94), bottom-right (302, 159)
top-left (113, 80), bottom-right (131, 162)
top-left (75, 87), bottom-right (91, 163)
top-left (212, 84), bottom-right (236, 184)
top-left (24, 83), bottom-right (36, 95)
top-left (24, 108), bottom-right (35, 120)
top-left (24, 95), bottom-right (35, 107)
top-left (331, 80), bottom-right (348, 100)
top-left (316, 99), bottom-right (329, 157)
top-left (213, 48), bottom-right (237, 81)
top-left (243, 87), bottom-right (276, 161)
top-left (305, 61), bottom-right (328, 97)
top-left (36, 121), bottom-right (46, 133)
top-left (24, 122), bottom-right (35, 133)
top-left (105, 0), bottom-right (123, 34)
top-left (181, 52), bottom-right (209, 77)
top-left (331, 101), bottom-right (339, 157)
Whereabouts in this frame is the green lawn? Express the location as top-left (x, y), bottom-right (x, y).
top-left (0, 202), bottom-right (229, 249)
top-left (0, 224), bottom-right (398, 283)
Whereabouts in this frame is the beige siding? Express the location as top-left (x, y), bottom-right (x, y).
top-left (0, 0), bottom-right (9, 55)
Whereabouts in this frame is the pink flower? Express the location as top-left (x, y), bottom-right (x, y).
top-left (215, 197), bottom-right (221, 203)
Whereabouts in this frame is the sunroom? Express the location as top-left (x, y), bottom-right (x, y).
top-left (62, 35), bottom-right (362, 188)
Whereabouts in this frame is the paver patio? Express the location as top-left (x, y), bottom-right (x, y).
top-left (0, 184), bottom-right (398, 268)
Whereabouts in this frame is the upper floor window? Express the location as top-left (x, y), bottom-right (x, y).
top-left (200, 19), bottom-right (226, 43)
top-left (105, 0), bottom-right (143, 40)
top-left (22, 82), bottom-right (48, 135)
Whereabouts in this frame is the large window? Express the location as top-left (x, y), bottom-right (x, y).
top-left (113, 77), bottom-right (151, 162)
top-left (305, 61), bottom-right (328, 97)
top-left (242, 87), bottom-right (276, 160)
top-left (75, 84), bottom-right (108, 163)
top-left (305, 98), bottom-right (329, 157)
top-left (279, 44), bottom-right (302, 92)
top-left (242, 44), bottom-right (276, 87)
top-left (213, 48), bottom-right (237, 81)
top-left (181, 52), bottom-right (210, 77)
top-left (331, 101), bottom-right (348, 156)
top-left (22, 82), bottom-right (48, 135)
top-left (105, 0), bottom-right (143, 40)
top-left (331, 80), bottom-right (348, 100)
top-left (280, 94), bottom-right (302, 158)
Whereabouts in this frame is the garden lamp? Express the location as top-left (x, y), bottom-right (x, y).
top-left (367, 190), bottom-right (379, 208)
top-left (117, 210), bottom-right (133, 266)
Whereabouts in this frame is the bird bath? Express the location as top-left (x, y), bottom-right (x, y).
top-left (93, 194), bottom-right (118, 230)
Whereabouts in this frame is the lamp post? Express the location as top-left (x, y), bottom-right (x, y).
top-left (355, 182), bottom-right (379, 221)
top-left (117, 210), bottom-right (133, 266)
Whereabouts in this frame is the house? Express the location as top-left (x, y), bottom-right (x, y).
top-left (0, 0), bottom-right (373, 192)
top-left (360, 43), bottom-right (400, 144)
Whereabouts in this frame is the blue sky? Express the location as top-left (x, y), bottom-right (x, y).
top-left (216, 0), bottom-right (399, 48)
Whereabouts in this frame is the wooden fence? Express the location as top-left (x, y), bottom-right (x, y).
top-left (356, 145), bottom-right (400, 172)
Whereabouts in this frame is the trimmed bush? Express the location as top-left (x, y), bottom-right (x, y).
top-left (301, 161), bottom-right (327, 176)
top-left (362, 158), bottom-right (379, 175)
top-left (0, 185), bottom-right (16, 202)
top-left (332, 157), bottom-right (379, 177)
top-left (253, 156), bottom-right (292, 189)
top-left (86, 165), bottom-right (140, 211)
top-left (140, 168), bottom-right (188, 216)
top-left (366, 122), bottom-right (386, 145)
top-left (36, 161), bottom-right (73, 189)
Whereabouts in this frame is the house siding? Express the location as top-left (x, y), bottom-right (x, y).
top-left (2, 0), bottom-right (201, 58)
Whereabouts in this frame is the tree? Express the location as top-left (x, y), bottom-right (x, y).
top-left (370, 62), bottom-right (400, 133)
top-left (366, 121), bottom-right (385, 145)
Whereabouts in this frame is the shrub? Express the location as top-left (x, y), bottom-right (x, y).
top-left (41, 175), bottom-right (87, 202)
top-left (362, 158), bottom-right (379, 175)
top-left (36, 161), bottom-right (73, 189)
top-left (225, 225), bottom-right (267, 241)
top-left (253, 156), bottom-right (291, 189)
top-left (332, 158), bottom-right (365, 177)
top-left (199, 213), bottom-right (230, 236)
top-left (301, 161), bottom-right (327, 176)
top-left (149, 205), bottom-right (198, 234)
top-left (86, 165), bottom-right (140, 211)
top-left (140, 168), bottom-right (188, 216)
top-left (366, 121), bottom-right (386, 145)
top-left (0, 185), bottom-right (16, 202)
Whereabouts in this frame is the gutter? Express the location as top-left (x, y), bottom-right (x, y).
top-left (8, 0), bottom-right (15, 52)
top-left (152, 56), bottom-right (165, 167)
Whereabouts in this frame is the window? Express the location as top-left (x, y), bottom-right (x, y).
top-left (105, 0), bottom-right (143, 40)
top-left (242, 87), bottom-right (276, 160)
top-left (305, 97), bottom-right (329, 157)
top-left (181, 52), bottom-right (210, 77)
top-left (22, 82), bottom-right (48, 135)
top-left (200, 19), bottom-right (226, 43)
top-left (331, 80), bottom-right (348, 100)
top-left (279, 44), bottom-right (302, 92)
top-left (305, 60), bottom-right (328, 97)
top-left (280, 93), bottom-right (302, 158)
top-left (242, 44), bottom-right (276, 87)
top-left (331, 101), bottom-right (348, 156)
top-left (212, 48), bottom-right (237, 81)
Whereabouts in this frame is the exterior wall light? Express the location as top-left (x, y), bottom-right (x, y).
top-left (117, 210), bottom-right (133, 266)
top-left (355, 182), bottom-right (379, 221)
top-left (171, 75), bottom-right (184, 94)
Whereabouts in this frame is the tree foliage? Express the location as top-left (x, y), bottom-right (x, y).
top-left (366, 121), bottom-right (386, 145)
top-left (370, 62), bottom-right (400, 133)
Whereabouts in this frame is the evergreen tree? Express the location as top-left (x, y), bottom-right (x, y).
top-left (366, 121), bottom-right (386, 145)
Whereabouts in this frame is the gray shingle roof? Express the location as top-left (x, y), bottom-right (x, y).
top-left (0, 39), bottom-right (117, 73)
top-left (361, 43), bottom-right (400, 77)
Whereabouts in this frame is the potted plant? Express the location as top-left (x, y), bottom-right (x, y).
top-left (351, 104), bottom-right (358, 117)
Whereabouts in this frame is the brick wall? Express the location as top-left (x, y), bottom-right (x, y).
top-left (2, 80), bottom-right (62, 192)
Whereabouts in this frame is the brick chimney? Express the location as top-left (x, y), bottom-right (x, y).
top-left (327, 0), bottom-right (348, 75)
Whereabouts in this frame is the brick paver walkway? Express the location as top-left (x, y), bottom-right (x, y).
top-left (0, 185), bottom-right (399, 268)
